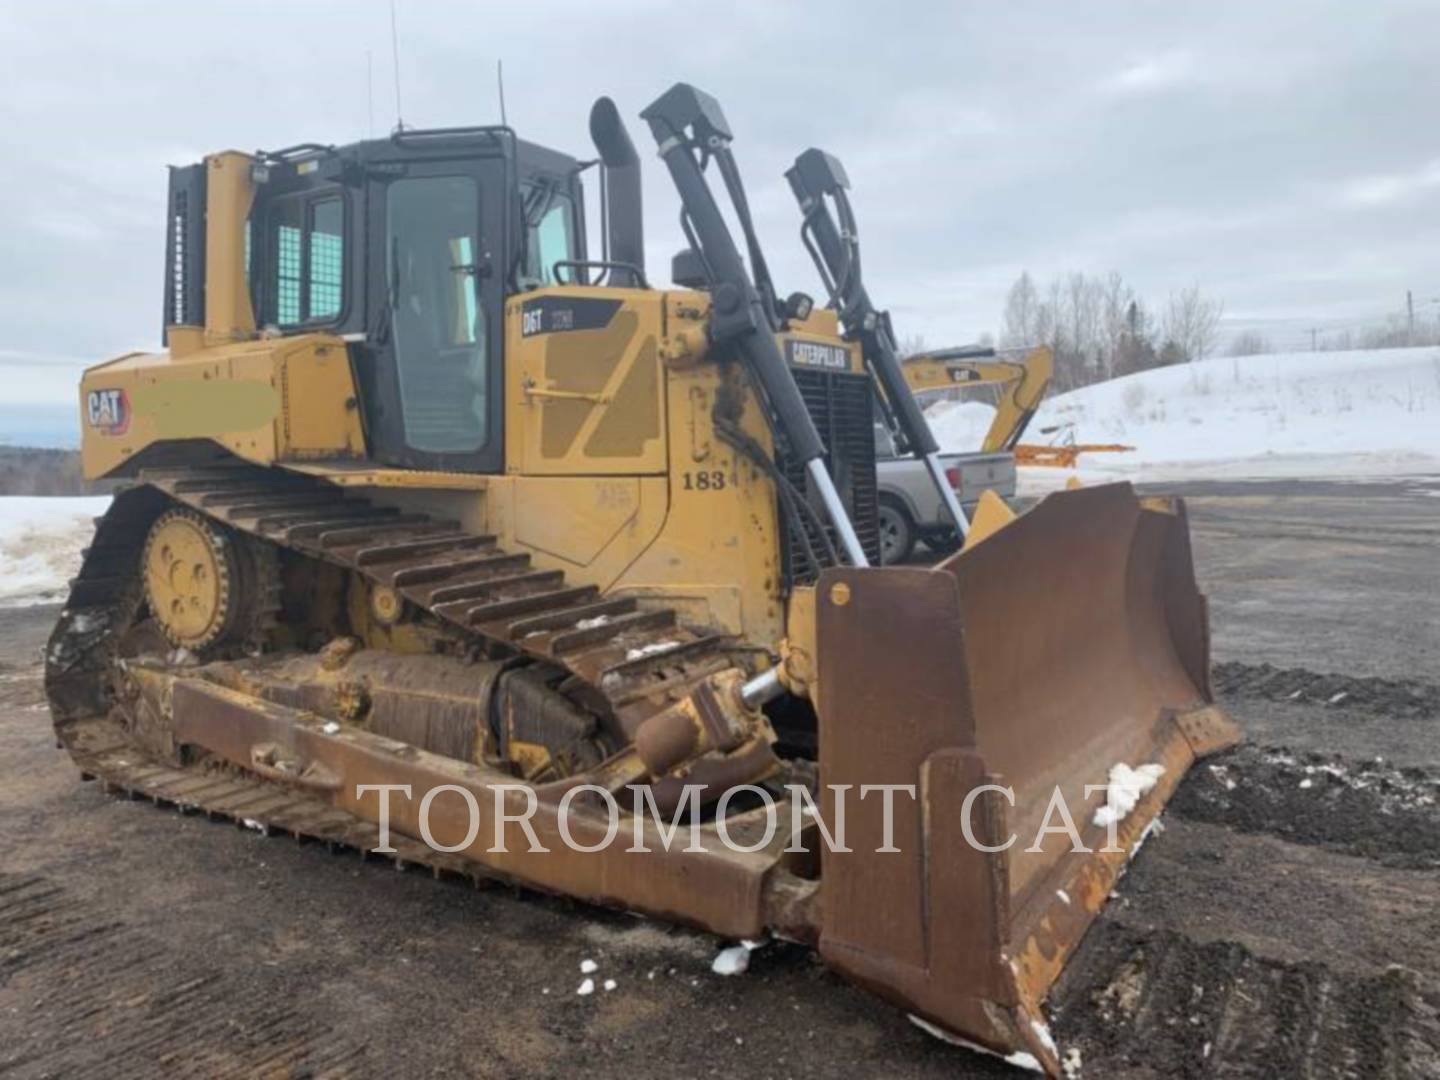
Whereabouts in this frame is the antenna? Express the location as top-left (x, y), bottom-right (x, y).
top-left (366, 50), bottom-right (375, 138)
top-left (389, 0), bottom-right (405, 131)
top-left (497, 59), bottom-right (508, 126)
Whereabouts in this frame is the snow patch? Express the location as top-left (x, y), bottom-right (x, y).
top-left (710, 938), bottom-right (765, 976)
top-left (1131, 815), bottom-right (1165, 856)
top-left (321, 721), bottom-right (341, 735)
top-left (1093, 762), bottom-right (1166, 829)
top-left (711, 946), bottom-right (750, 975)
top-left (1208, 764), bottom-right (1238, 791)
top-left (910, 1013), bottom-right (1059, 1077)
top-left (906, 1014), bottom-right (1051, 1073)
top-left (575, 615), bottom-right (610, 630)
top-left (602, 978), bottom-right (617, 992)
top-left (579, 958), bottom-right (598, 974)
top-left (0, 496), bottom-right (111, 607)
top-left (625, 640), bottom-right (681, 661)
top-left (1029, 1018), bottom-right (1059, 1059)
top-left (576, 978), bottom-right (594, 996)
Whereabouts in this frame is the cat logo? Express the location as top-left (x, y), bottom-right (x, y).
top-left (786, 339), bottom-right (850, 371)
top-left (86, 388), bottom-right (130, 435)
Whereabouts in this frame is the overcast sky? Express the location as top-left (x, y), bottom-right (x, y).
top-left (3, 0), bottom-right (1438, 407)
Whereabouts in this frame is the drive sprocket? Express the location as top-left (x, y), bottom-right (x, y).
top-left (141, 507), bottom-right (273, 652)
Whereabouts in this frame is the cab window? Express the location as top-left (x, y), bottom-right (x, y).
top-left (267, 194), bottom-right (345, 326)
top-left (523, 185), bottom-right (575, 286)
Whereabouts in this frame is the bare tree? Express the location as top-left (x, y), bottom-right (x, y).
top-left (1227, 331), bottom-right (1272, 357)
top-left (1099, 272), bottom-right (1136, 380)
top-left (996, 268), bottom-right (1224, 385)
top-left (1065, 272), bottom-right (1103, 383)
top-left (1000, 271), bottom-right (1040, 347)
top-left (1162, 283), bottom-right (1225, 361)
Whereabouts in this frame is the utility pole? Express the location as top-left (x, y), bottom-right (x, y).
top-left (1407, 289), bottom-right (1415, 345)
top-left (1308, 326), bottom-right (1319, 351)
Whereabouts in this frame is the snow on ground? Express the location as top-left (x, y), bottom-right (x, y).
top-left (0, 496), bottom-right (109, 607)
top-left (928, 346), bottom-right (1440, 490)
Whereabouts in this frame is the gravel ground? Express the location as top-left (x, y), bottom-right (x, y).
top-left (1, 476), bottom-right (1438, 1078)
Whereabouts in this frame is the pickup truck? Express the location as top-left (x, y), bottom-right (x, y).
top-left (874, 423), bottom-right (1017, 564)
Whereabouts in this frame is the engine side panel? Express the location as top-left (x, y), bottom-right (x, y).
top-left (79, 333), bottom-right (366, 479)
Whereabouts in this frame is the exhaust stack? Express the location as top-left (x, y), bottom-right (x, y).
top-left (588, 97), bottom-right (645, 280)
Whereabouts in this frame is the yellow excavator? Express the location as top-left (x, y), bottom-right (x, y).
top-left (901, 346), bottom-right (1135, 466)
top-left (900, 344), bottom-right (1054, 453)
top-left (45, 86), bottom-right (1236, 1074)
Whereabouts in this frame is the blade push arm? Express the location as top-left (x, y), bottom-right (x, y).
top-left (785, 148), bottom-right (971, 537)
top-left (640, 85), bottom-right (870, 570)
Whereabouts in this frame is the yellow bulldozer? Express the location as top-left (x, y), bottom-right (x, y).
top-left (45, 85), bottom-right (1237, 1074)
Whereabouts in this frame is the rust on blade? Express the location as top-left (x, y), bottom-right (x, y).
top-left (815, 482), bottom-right (1239, 1074)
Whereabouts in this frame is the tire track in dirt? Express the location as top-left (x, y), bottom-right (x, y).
top-left (1214, 661), bottom-right (1440, 721)
top-left (1053, 922), bottom-right (1440, 1079)
top-left (0, 870), bottom-right (368, 1078)
top-left (1168, 745), bottom-right (1440, 868)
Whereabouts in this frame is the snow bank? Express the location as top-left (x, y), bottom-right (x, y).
top-left (924, 399), bottom-right (999, 456)
top-left (932, 346), bottom-right (1440, 484)
top-left (0, 496), bottom-right (109, 607)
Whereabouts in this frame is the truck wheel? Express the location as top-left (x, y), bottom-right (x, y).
top-left (925, 532), bottom-right (961, 558)
top-left (877, 497), bottom-right (916, 565)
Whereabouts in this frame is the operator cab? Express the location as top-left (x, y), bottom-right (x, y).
top-left (209, 131), bottom-right (587, 474)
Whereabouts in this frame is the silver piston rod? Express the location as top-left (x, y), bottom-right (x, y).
top-left (924, 452), bottom-right (972, 536)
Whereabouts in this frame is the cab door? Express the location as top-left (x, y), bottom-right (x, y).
top-left (360, 156), bottom-right (506, 473)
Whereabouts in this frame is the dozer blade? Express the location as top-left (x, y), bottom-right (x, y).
top-left (814, 482), bottom-right (1238, 1074)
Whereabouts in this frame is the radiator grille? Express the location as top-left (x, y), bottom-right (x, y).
top-left (773, 369), bottom-right (880, 587)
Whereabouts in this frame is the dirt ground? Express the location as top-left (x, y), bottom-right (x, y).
top-left (2, 476), bottom-right (1438, 1078)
